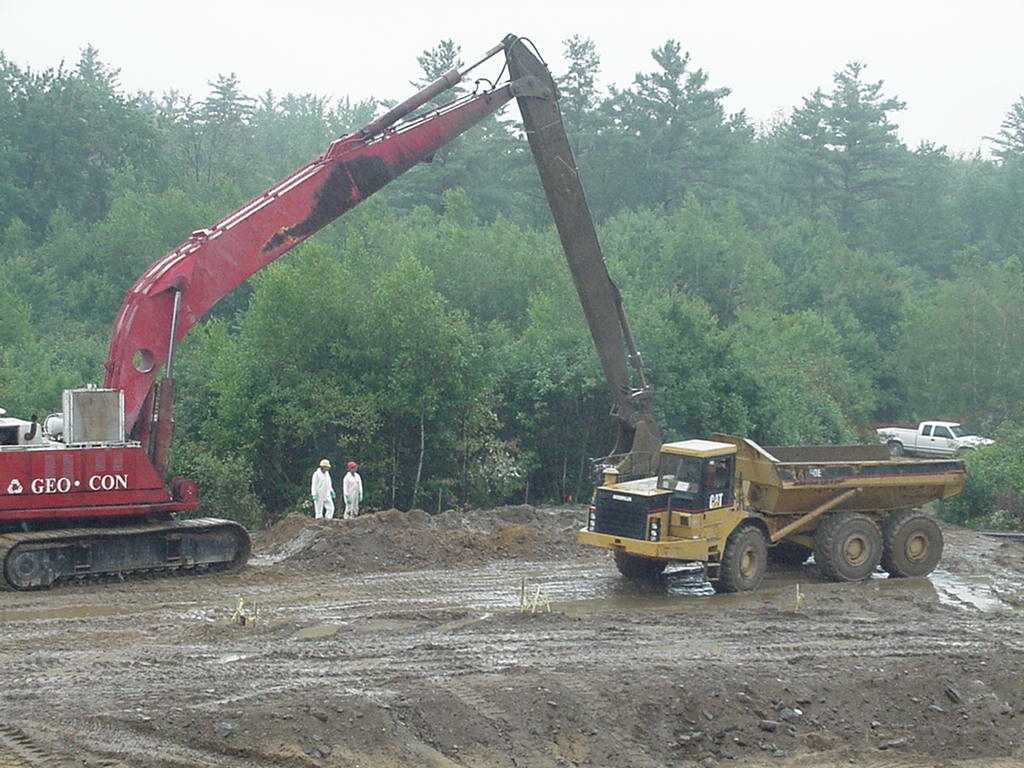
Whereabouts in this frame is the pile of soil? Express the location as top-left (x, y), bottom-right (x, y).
top-left (254, 505), bottom-right (588, 573)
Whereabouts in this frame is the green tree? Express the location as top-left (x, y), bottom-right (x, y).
top-left (781, 62), bottom-right (906, 241)
top-left (416, 39), bottom-right (463, 88)
top-left (895, 257), bottom-right (1024, 427)
top-left (602, 198), bottom-right (783, 323)
top-left (557, 35), bottom-right (603, 159)
top-left (729, 309), bottom-right (876, 444)
top-left (200, 73), bottom-right (257, 184)
top-left (0, 277), bottom-right (30, 349)
top-left (989, 96), bottom-right (1024, 161)
top-left (352, 255), bottom-right (487, 507)
top-left (0, 47), bottom-right (160, 232)
top-left (630, 292), bottom-right (750, 439)
top-left (588, 40), bottom-right (751, 217)
top-left (876, 142), bottom-right (969, 272)
top-left (941, 423), bottom-right (1024, 530)
top-left (499, 280), bottom-right (611, 502)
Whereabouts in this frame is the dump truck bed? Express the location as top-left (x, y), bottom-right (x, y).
top-left (712, 434), bottom-right (966, 516)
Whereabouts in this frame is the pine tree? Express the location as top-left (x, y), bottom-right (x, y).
top-left (557, 35), bottom-right (601, 154)
top-left (415, 39), bottom-right (463, 86)
top-left (783, 62), bottom-right (906, 238)
top-left (990, 96), bottom-right (1024, 161)
top-left (588, 40), bottom-right (748, 216)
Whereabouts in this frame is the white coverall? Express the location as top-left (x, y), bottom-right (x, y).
top-left (311, 468), bottom-right (335, 520)
top-left (343, 471), bottom-right (363, 519)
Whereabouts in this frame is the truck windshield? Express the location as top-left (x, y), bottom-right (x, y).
top-left (657, 455), bottom-right (702, 496)
top-left (950, 425), bottom-right (968, 438)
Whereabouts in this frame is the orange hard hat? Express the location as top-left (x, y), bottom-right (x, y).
top-left (346, 461), bottom-right (358, 470)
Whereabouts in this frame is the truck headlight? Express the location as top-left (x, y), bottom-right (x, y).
top-left (648, 519), bottom-right (660, 541)
top-left (588, 509), bottom-right (596, 531)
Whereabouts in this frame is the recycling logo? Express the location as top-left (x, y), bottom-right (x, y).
top-left (6, 478), bottom-right (23, 495)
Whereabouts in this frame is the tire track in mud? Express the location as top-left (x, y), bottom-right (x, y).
top-left (2, 559), bottom-right (1018, 724)
top-left (0, 726), bottom-right (46, 768)
top-left (1, 535), bottom-right (1023, 768)
top-left (37, 720), bottom-right (258, 768)
top-left (0, 724), bottom-right (111, 768)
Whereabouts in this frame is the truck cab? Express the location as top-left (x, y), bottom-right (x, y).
top-left (655, 440), bottom-right (736, 512)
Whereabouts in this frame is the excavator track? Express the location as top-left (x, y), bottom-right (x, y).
top-left (0, 518), bottom-right (251, 590)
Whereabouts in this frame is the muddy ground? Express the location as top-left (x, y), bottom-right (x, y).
top-left (1, 506), bottom-right (1023, 768)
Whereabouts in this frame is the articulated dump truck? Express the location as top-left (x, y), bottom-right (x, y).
top-left (577, 435), bottom-right (966, 592)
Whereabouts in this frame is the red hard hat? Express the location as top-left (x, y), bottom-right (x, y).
top-left (347, 461), bottom-right (358, 470)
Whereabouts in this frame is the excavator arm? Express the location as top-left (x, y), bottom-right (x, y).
top-left (504, 36), bottom-right (662, 472)
top-left (105, 34), bottom-right (660, 476)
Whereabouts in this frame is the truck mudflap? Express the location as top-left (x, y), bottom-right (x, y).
top-left (0, 517), bottom-right (251, 590)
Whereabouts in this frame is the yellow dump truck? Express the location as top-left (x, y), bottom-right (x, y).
top-left (577, 434), bottom-right (966, 592)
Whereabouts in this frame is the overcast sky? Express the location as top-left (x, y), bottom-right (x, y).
top-left (2, 0), bottom-right (1021, 155)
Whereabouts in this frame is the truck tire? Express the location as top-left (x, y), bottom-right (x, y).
top-left (714, 524), bottom-right (768, 593)
top-left (882, 510), bottom-right (943, 578)
top-left (768, 541), bottom-right (812, 567)
top-left (613, 550), bottom-right (667, 582)
top-left (887, 441), bottom-right (904, 457)
top-left (814, 512), bottom-right (883, 582)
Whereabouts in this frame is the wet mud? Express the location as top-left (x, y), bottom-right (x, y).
top-left (0, 510), bottom-right (1022, 767)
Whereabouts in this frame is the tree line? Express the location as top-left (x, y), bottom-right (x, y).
top-left (1, 38), bottom-right (1022, 527)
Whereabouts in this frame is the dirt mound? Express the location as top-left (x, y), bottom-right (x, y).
top-left (255, 505), bottom-right (587, 573)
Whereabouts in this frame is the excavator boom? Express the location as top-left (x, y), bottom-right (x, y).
top-left (106, 83), bottom-right (516, 443)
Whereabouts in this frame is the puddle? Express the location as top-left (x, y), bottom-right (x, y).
top-left (0, 605), bottom-right (128, 622)
top-left (297, 623), bottom-right (340, 640)
top-left (547, 561), bottom-right (1011, 615)
top-left (433, 613), bottom-right (493, 633)
top-left (930, 570), bottom-right (1005, 611)
top-left (216, 652), bottom-right (256, 664)
top-left (266, 555), bottom-right (1013, 622)
top-left (551, 564), bottom-right (720, 615)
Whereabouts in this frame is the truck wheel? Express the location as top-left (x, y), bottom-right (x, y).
top-left (887, 441), bottom-right (904, 457)
top-left (768, 541), bottom-right (812, 567)
top-left (714, 524), bottom-right (768, 593)
top-left (882, 510), bottom-right (943, 578)
top-left (814, 512), bottom-right (883, 582)
top-left (613, 550), bottom-right (667, 582)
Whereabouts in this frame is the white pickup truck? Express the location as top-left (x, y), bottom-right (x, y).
top-left (876, 421), bottom-right (993, 458)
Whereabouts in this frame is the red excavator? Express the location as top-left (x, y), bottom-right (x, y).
top-left (0, 35), bottom-right (661, 589)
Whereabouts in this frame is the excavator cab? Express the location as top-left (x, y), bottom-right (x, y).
top-left (0, 409), bottom-right (45, 448)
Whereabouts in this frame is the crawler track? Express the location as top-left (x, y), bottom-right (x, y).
top-left (0, 518), bottom-right (250, 590)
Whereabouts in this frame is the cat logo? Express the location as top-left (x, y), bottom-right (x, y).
top-left (6, 478), bottom-right (23, 495)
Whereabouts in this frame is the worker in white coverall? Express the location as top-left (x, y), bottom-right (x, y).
top-left (343, 461), bottom-right (363, 519)
top-left (311, 459), bottom-right (336, 520)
